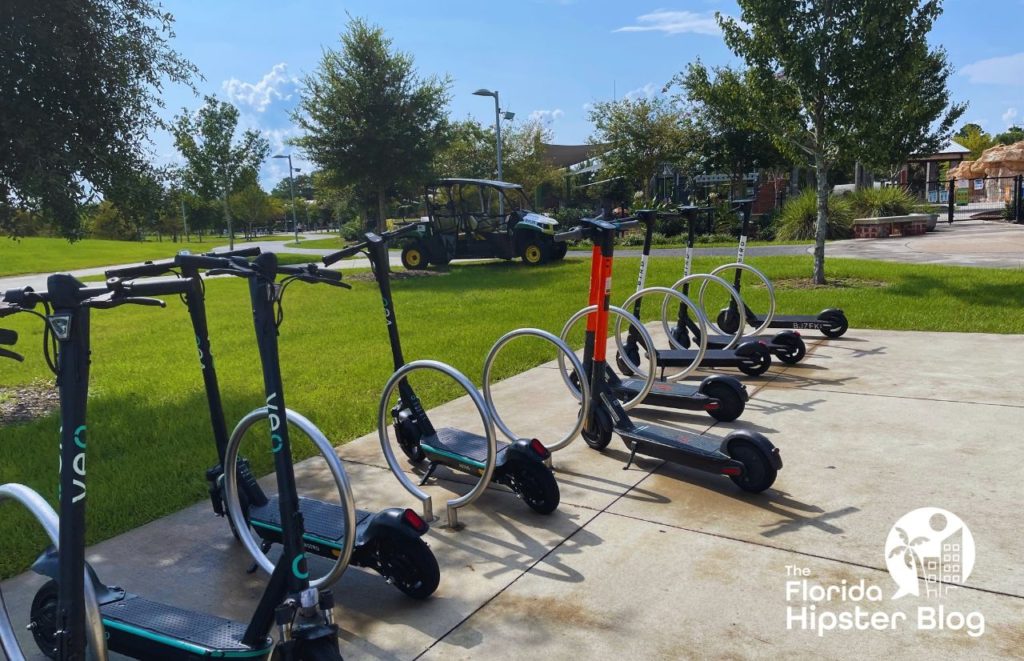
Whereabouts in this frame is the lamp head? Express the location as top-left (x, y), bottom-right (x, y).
top-left (473, 88), bottom-right (496, 98)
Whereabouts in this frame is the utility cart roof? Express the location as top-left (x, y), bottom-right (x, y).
top-left (433, 178), bottom-right (524, 190)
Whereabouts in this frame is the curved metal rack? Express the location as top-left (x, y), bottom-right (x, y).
top-left (378, 360), bottom-right (497, 529)
top-left (558, 305), bottom-right (656, 411)
top-left (223, 408), bottom-right (356, 590)
top-left (660, 273), bottom-right (751, 350)
top-left (0, 483), bottom-right (108, 661)
top-left (482, 327), bottom-right (590, 453)
top-left (703, 262), bottom-right (777, 336)
top-left (614, 287), bottom-right (709, 384)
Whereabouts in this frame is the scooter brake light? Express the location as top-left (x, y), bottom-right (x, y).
top-left (721, 467), bottom-right (742, 476)
top-left (402, 508), bottom-right (429, 534)
top-left (704, 401), bottom-right (720, 411)
top-left (529, 438), bottom-right (551, 459)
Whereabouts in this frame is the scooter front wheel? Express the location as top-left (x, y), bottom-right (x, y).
top-left (702, 381), bottom-right (745, 422)
top-left (581, 407), bottom-right (613, 450)
top-left (506, 460), bottom-right (560, 514)
top-left (286, 636), bottom-right (343, 661)
top-left (774, 333), bottom-right (806, 364)
top-left (737, 347), bottom-right (772, 376)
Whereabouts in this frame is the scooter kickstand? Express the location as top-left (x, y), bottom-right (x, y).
top-left (419, 462), bottom-right (439, 486)
top-left (246, 541), bottom-right (273, 574)
top-left (624, 442), bottom-right (638, 471)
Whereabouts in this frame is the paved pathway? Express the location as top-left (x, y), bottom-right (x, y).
top-left (2, 328), bottom-right (1021, 659)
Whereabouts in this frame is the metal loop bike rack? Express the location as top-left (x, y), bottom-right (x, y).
top-left (378, 359), bottom-right (497, 529)
top-left (660, 273), bottom-right (749, 351)
top-left (482, 327), bottom-right (590, 453)
top-left (614, 287), bottom-right (709, 383)
top-left (558, 305), bottom-right (656, 411)
top-left (224, 408), bottom-right (356, 590)
top-left (0, 483), bottom-right (108, 661)
top-left (702, 262), bottom-right (777, 336)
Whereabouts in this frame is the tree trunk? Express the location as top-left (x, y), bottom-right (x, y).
top-left (222, 190), bottom-right (234, 251)
top-left (376, 189), bottom-right (390, 275)
top-left (813, 151), bottom-right (829, 285)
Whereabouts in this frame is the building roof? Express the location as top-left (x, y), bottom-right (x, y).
top-left (541, 143), bottom-right (609, 169)
top-left (909, 139), bottom-right (971, 162)
top-left (434, 178), bottom-right (523, 190)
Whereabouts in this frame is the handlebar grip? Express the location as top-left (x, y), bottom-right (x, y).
top-left (554, 228), bottom-right (583, 243)
top-left (0, 328), bottom-right (16, 345)
top-left (323, 244), bottom-right (364, 266)
top-left (207, 247), bottom-right (261, 258)
top-left (3, 288), bottom-right (39, 307)
top-left (615, 219), bottom-right (640, 230)
top-left (175, 254), bottom-right (232, 270)
top-left (105, 260), bottom-right (176, 280)
top-left (0, 305), bottom-right (21, 318)
top-left (115, 277), bottom-right (193, 297)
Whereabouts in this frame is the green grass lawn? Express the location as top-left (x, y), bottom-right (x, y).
top-left (2, 254), bottom-right (1023, 577)
top-left (0, 236), bottom-right (231, 277)
top-left (285, 235), bottom-right (813, 251)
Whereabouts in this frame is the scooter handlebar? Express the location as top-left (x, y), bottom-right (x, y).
top-left (0, 328), bottom-right (16, 346)
top-left (554, 228), bottom-right (583, 243)
top-left (324, 224), bottom-right (418, 265)
top-left (108, 276), bottom-right (193, 298)
top-left (207, 246), bottom-right (261, 258)
top-left (105, 260), bottom-right (176, 280)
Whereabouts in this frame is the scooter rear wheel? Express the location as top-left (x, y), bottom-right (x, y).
top-left (506, 460), bottom-right (560, 514)
top-left (702, 381), bottom-right (745, 422)
top-left (581, 407), bottom-right (613, 450)
top-left (29, 579), bottom-right (58, 659)
top-left (726, 440), bottom-right (777, 493)
top-left (774, 333), bottom-right (806, 364)
top-left (820, 310), bottom-right (849, 338)
top-left (282, 636), bottom-right (342, 660)
top-left (375, 533), bottom-right (440, 599)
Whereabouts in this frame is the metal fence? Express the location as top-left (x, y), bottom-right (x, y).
top-left (907, 176), bottom-right (1024, 223)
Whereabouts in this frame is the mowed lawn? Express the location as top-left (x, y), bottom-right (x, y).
top-left (2, 254), bottom-right (1024, 577)
top-left (0, 236), bottom-right (229, 276)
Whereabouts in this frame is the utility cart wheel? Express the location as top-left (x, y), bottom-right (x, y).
top-left (726, 440), bottom-right (777, 493)
top-left (520, 240), bottom-right (547, 266)
top-left (401, 244), bottom-right (427, 270)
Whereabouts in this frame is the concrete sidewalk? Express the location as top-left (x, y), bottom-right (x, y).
top-left (2, 329), bottom-right (1022, 659)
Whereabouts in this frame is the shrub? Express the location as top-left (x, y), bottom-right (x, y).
top-left (777, 188), bottom-right (854, 240)
top-left (849, 186), bottom-right (917, 218)
top-left (695, 233), bottom-right (737, 244)
top-left (552, 207), bottom-right (590, 225)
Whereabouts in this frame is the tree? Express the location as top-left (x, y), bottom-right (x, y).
top-left (586, 97), bottom-right (696, 201)
top-left (0, 0), bottom-right (196, 239)
top-left (229, 185), bottom-right (274, 234)
top-left (292, 17), bottom-right (451, 234)
top-left (434, 118), bottom-right (495, 179)
top-left (703, 0), bottom-right (964, 284)
top-left (172, 96), bottom-right (269, 248)
top-left (994, 126), bottom-right (1024, 146)
top-left (502, 119), bottom-right (564, 205)
top-left (954, 124), bottom-right (995, 159)
top-left (271, 173), bottom-right (314, 200)
top-left (668, 67), bottom-right (789, 185)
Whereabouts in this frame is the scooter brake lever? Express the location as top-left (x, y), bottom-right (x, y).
top-left (87, 296), bottom-right (166, 309)
top-left (0, 347), bottom-right (24, 362)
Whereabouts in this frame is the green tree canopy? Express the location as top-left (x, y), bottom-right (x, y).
top-left (292, 17), bottom-right (451, 233)
top-left (586, 96), bottom-right (697, 201)
top-left (994, 126), bottom-right (1024, 147)
top-left (706, 0), bottom-right (964, 283)
top-left (433, 118), bottom-right (496, 180)
top-left (0, 0), bottom-right (197, 238)
top-left (172, 96), bottom-right (269, 246)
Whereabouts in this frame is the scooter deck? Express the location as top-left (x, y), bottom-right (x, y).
top-left (655, 348), bottom-right (753, 368)
top-left (615, 378), bottom-right (711, 410)
top-left (101, 593), bottom-right (271, 657)
top-left (250, 496), bottom-right (374, 549)
top-left (614, 421), bottom-right (729, 464)
top-left (422, 427), bottom-right (510, 468)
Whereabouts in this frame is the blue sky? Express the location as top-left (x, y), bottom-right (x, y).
top-left (155, 0), bottom-right (1024, 188)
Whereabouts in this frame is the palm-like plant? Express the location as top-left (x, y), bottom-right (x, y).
top-left (889, 527), bottom-right (928, 574)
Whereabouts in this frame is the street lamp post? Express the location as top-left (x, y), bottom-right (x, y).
top-left (473, 88), bottom-right (515, 215)
top-left (273, 153), bottom-right (300, 244)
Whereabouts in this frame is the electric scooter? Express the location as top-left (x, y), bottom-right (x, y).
top-left (657, 206), bottom-right (807, 364)
top-left (322, 227), bottom-right (560, 515)
top-left (3, 258), bottom-right (349, 660)
top-left (554, 217), bottom-right (782, 493)
top-left (606, 209), bottom-right (750, 421)
top-left (104, 250), bottom-right (440, 599)
top-left (714, 200), bottom-right (849, 338)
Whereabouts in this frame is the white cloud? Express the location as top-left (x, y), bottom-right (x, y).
top-left (1002, 107), bottom-right (1019, 126)
top-left (614, 10), bottom-right (722, 36)
top-left (960, 52), bottom-right (1024, 86)
top-left (624, 82), bottom-right (658, 101)
top-left (529, 108), bottom-right (565, 124)
top-left (223, 63), bottom-right (298, 113)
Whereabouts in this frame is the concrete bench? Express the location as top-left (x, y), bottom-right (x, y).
top-left (853, 214), bottom-right (930, 239)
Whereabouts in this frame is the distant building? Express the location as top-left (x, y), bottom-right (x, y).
top-left (896, 139), bottom-right (971, 203)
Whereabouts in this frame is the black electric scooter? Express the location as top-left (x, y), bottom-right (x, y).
top-left (660, 206), bottom-right (807, 364)
top-left (555, 218), bottom-right (782, 493)
top-left (105, 250), bottom-right (439, 599)
top-left (5, 259), bottom-right (346, 660)
top-left (716, 200), bottom-right (849, 338)
top-left (617, 209), bottom-right (775, 378)
top-left (323, 227), bottom-right (560, 515)
top-left (606, 209), bottom-right (749, 421)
